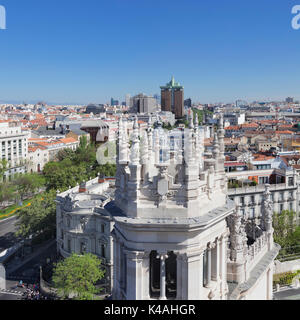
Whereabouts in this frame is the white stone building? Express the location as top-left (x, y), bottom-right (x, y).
top-left (56, 114), bottom-right (280, 300)
top-left (27, 145), bottom-right (49, 173)
top-left (56, 177), bottom-right (115, 292)
top-left (0, 121), bottom-right (29, 179)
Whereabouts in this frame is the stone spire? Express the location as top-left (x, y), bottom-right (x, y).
top-left (217, 113), bottom-right (225, 160)
top-left (119, 116), bottom-right (128, 163)
top-left (194, 113), bottom-right (200, 167)
top-left (141, 130), bottom-right (149, 164)
top-left (213, 132), bottom-right (220, 160)
top-left (130, 116), bottom-right (140, 165)
top-left (185, 117), bottom-right (194, 165)
top-left (188, 109), bottom-right (194, 130)
top-left (194, 112), bottom-right (199, 128)
top-left (147, 116), bottom-right (154, 163)
top-left (154, 128), bottom-right (160, 165)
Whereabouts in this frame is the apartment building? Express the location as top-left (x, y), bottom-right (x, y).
top-left (227, 168), bottom-right (299, 222)
top-left (0, 121), bottom-right (29, 179)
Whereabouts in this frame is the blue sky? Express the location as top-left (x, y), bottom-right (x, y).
top-left (0, 0), bottom-right (300, 104)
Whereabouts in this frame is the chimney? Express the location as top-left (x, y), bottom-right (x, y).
top-left (79, 181), bottom-right (87, 193)
top-left (98, 173), bottom-right (105, 184)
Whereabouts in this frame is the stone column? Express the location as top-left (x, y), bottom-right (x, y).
top-left (205, 243), bottom-right (213, 288)
top-left (180, 250), bottom-right (205, 299)
top-left (157, 253), bottom-right (168, 300)
top-left (124, 250), bottom-right (145, 300)
top-left (112, 236), bottom-right (118, 299)
top-left (119, 243), bottom-right (125, 290)
top-left (212, 238), bottom-right (220, 281)
top-left (219, 234), bottom-right (228, 299)
top-left (142, 252), bottom-right (150, 300)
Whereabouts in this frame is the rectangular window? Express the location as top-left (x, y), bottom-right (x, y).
top-left (280, 192), bottom-right (284, 201)
top-left (101, 244), bottom-right (105, 258)
top-left (150, 251), bottom-right (161, 298)
top-left (288, 177), bottom-right (294, 186)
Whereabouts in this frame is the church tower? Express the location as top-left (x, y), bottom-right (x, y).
top-left (110, 112), bottom-right (234, 300)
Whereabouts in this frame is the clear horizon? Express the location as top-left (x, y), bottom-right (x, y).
top-left (0, 0), bottom-right (300, 104)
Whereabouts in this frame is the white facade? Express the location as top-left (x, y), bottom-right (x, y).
top-left (27, 146), bottom-right (49, 173)
top-left (56, 177), bottom-right (115, 293)
top-left (0, 122), bottom-right (29, 178)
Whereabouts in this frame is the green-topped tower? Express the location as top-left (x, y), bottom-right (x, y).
top-left (160, 76), bottom-right (184, 119)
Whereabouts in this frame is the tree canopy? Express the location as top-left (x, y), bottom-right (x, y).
top-left (52, 253), bottom-right (105, 300)
top-left (273, 210), bottom-right (299, 248)
top-left (15, 190), bottom-right (56, 240)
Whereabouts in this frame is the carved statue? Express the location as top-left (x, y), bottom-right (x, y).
top-left (262, 184), bottom-right (273, 232)
top-left (227, 206), bottom-right (248, 262)
top-left (80, 217), bottom-right (89, 231)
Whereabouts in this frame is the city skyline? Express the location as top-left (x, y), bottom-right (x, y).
top-left (1, 1), bottom-right (300, 104)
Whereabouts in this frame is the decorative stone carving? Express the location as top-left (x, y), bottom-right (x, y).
top-left (227, 206), bottom-right (248, 262)
top-left (80, 217), bottom-right (89, 232)
top-left (262, 184), bottom-right (273, 232)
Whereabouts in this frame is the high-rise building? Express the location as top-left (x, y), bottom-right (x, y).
top-left (125, 94), bottom-right (131, 107)
top-left (129, 93), bottom-right (158, 114)
top-left (160, 76), bottom-right (184, 119)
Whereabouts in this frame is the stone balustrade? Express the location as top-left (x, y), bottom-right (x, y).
top-left (246, 232), bottom-right (269, 270)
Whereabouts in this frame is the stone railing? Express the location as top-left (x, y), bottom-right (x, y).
top-left (227, 183), bottom-right (296, 196)
top-left (246, 232), bottom-right (269, 269)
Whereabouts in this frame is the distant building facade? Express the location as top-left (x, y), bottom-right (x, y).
top-left (129, 94), bottom-right (158, 114)
top-left (85, 104), bottom-right (106, 115)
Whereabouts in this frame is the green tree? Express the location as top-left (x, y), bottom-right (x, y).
top-left (74, 136), bottom-right (96, 165)
top-left (14, 173), bottom-right (45, 200)
top-left (0, 159), bottom-right (7, 180)
top-left (52, 253), bottom-right (105, 300)
top-left (273, 210), bottom-right (297, 248)
top-left (93, 163), bottom-right (117, 177)
top-left (43, 160), bottom-right (89, 192)
top-left (0, 181), bottom-right (15, 207)
top-left (15, 190), bottom-right (56, 240)
top-left (162, 122), bottom-right (173, 130)
top-left (56, 148), bottom-right (76, 162)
